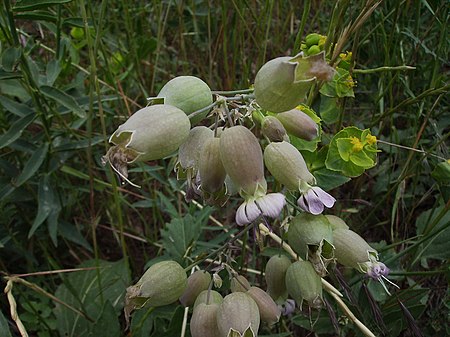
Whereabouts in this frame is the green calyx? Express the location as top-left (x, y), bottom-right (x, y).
top-left (264, 141), bottom-right (315, 190)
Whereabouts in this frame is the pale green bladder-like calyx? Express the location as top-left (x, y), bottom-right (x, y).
top-left (275, 108), bottom-right (318, 141)
top-left (157, 75), bottom-right (213, 124)
top-left (254, 52), bottom-right (334, 113)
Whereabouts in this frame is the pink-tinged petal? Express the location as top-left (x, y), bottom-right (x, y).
top-left (256, 193), bottom-right (286, 218)
top-left (305, 189), bottom-right (325, 215)
top-left (245, 200), bottom-right (262, 222)
top-left (236, 202), bottom-right (250, 226)
top-left (297, 195), bottom-right (310, 213)
top-left (311, 186), bottom-right (336, 208)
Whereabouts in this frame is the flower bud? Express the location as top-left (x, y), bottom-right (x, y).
top-left (179, 270), bottom-right (211, 307)
top-left (199, 137), bottom-right (226, 195)
top-left (325, 215), bottom-right (349, 231)
top-left (287, 213), bottom-right (334, 276)
top-left (261, 116), bottom-right (288, 142)
top-left (275, 108), bottom-right (318, 141)
top-left (230, 275), bottom-right (251, 293)
top-left (246, 286), bottom-right (281, 325)
top-left (264, 254), bottom-right (291, 303)
top-left (220, 126), bottom-right (266, 197)
top-left (194, 290), bottom-right (224, 309)
top-left (190, 303), bottom-right (221, 337)
top-left (285, 261), bottom-right (323, 309)
top-left (254, 52), bottom-right (335, 113)
top-left (217, 292), bottom-right (260, 337)
top-left (264, 141), bottom-right (315, 190)
top-left (157, 76), bottom-right (213, 124)
top-left (124, 260), bottom-right (187, 325)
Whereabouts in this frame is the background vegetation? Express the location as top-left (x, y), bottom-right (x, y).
top-left (0, 0), bottom-right (448, 336)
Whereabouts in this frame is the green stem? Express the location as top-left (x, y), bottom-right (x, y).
top-left (183, 223), bottom-right (253, 272)
top-left (353, 65), bottom-right (416, 73)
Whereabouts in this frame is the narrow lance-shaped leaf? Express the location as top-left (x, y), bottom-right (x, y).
top-left (40, 85), bottom-right (85, 118)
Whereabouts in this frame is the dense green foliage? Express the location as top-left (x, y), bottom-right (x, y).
top-left (0, 0), bottom-right (448, 336)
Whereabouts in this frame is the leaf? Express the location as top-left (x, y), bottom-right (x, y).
top-left (414, 205), bottom-right (450, 261)
top-left (313, 168), bottom-right (351, 191)
top-left (54, 259), bottom-right (129, 337)
top-left (160, 214), bottom-right (207, 262)
top-left (0, 113), bottom-right (36, 150)
top-left (15, 143), bottom-right (49, 186)
top-left (28, 174), bottom-right (55, 238)
top-left (431, 161), bottom-right (450, 183)
top-left (91, 301), bottom-right (121, 337)
top-left (13, 0), bottom-right (74, 11)
top-left (0, 96), bottom-right (34, 117)
top-left (58, 220), bottom-right (93, 252)
top-left (0, 310), bottom-right (13, 337)
top-left (1, 47), bottom-right (21, 71)
top-left (46, 59), bottom-right (62, 86)
top-left (40, 85), bottom-right (85, 117)
top-left (0, 69), bottom-right (23, 80)
top-left (319, 95), bottom-right (340, 124)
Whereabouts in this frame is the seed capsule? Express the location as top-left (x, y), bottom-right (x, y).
top-left (109, 104), bottom-right (191, 162)
top-left (179, 270), bottom-right (212, 307)
top-left (264, 254), bottom-right (291, 303)
top-left (124, 260), bottom-right (187, 325)
top-left (246, 286), bottom-right (281, 325)
top-left (190, 303), bottom-right (221, 337)
top-left (254, 52), bottom-right (334, 113)
top-left (157, 76), bottom-right (213, 124)
top-left (194, 290), bottom-right (224, 309)
top-left (325, 215), bottom-right (349, 231)
top-left (264, 141), bottom-right (316, 190)
top-left (287, 213), bottom-right (334, 276)
top-left (285, 260), bottom-right (323, 309)
top-left (261, 116), bottom-right (288, 142)
top-left (198, 137), bottom-right (226, 195)
top-left (230, 275), bottom-right (251, 293)
top-left (332, 228), bottom-right (378, 271)
top-left (178, 126), bottom-right (214, 172)
top-left (217, 292), bottom-right (260, 337)
top-left (275, 108), bottom-right (318, 141)
top-left (220, 126), bottom-right (266, 197)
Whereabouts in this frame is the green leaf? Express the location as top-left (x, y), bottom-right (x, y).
top-left (319, 95), bottom-right (340, 124)
top-left (91, 302), bottom-right (121, 337)
top-left (28, 174), bottom-right (55, 238)
top-left (0, 113), bottom-right (36, 150)
top-left (414, 205), bottom-right (450, 261)
top-left (14, 11), bottom-right (58, 23)
top-left (15, 143), bottom-right (49, 186)
top-left (59, 220), bottom-right (93, 252)
top-left (336, 138), bottom-right (353, 161)
top-left (0, 96), bottom-right (34, 117)
top-left (349, 150), bottom-right (374, 168)
top-left (13, 0), bottom-right (74, 11)
top-left (1, 47), bottom-right (21, 71)
top-left (0, 310), bottom-right (13, 337)
top-left (161, 213), bottom-right (208, 262)
top-left (313, 168), bottom-right (351, 191)
top-left (54, 259), bottom-right (129, 337)
top-left (40, 85), bottom-right (85, 117)
top-left (46, 59), bottom-right (62, 86)
top-left (0, 69), bottom-right (22, 80)
top-left (431, 161), bottom-right (450, 184)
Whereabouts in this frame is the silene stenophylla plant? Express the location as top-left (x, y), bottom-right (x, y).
top-left (102, 33), bottom-right (399, 337)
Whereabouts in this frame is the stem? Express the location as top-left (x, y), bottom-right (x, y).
top-left (183, 223), bottom-right (253, 272)
top-left (353, 65), bottom-right (416, 73)
top-left (258, 224), bottom-right (377, 337)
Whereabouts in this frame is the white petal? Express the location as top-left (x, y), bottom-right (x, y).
top-left (255, 193), bottom-right (286, 218)
top-left (236, 202), bottom-right (250, 226)
top-left (245, 200), bottom-right (262, 222)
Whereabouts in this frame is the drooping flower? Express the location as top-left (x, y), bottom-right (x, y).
top-left (220, 126), bottom-right (285, 225)
top-left (333, 228), bottom-right (398, 294)
top-left (264, 141), bottom-right (335, 214)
